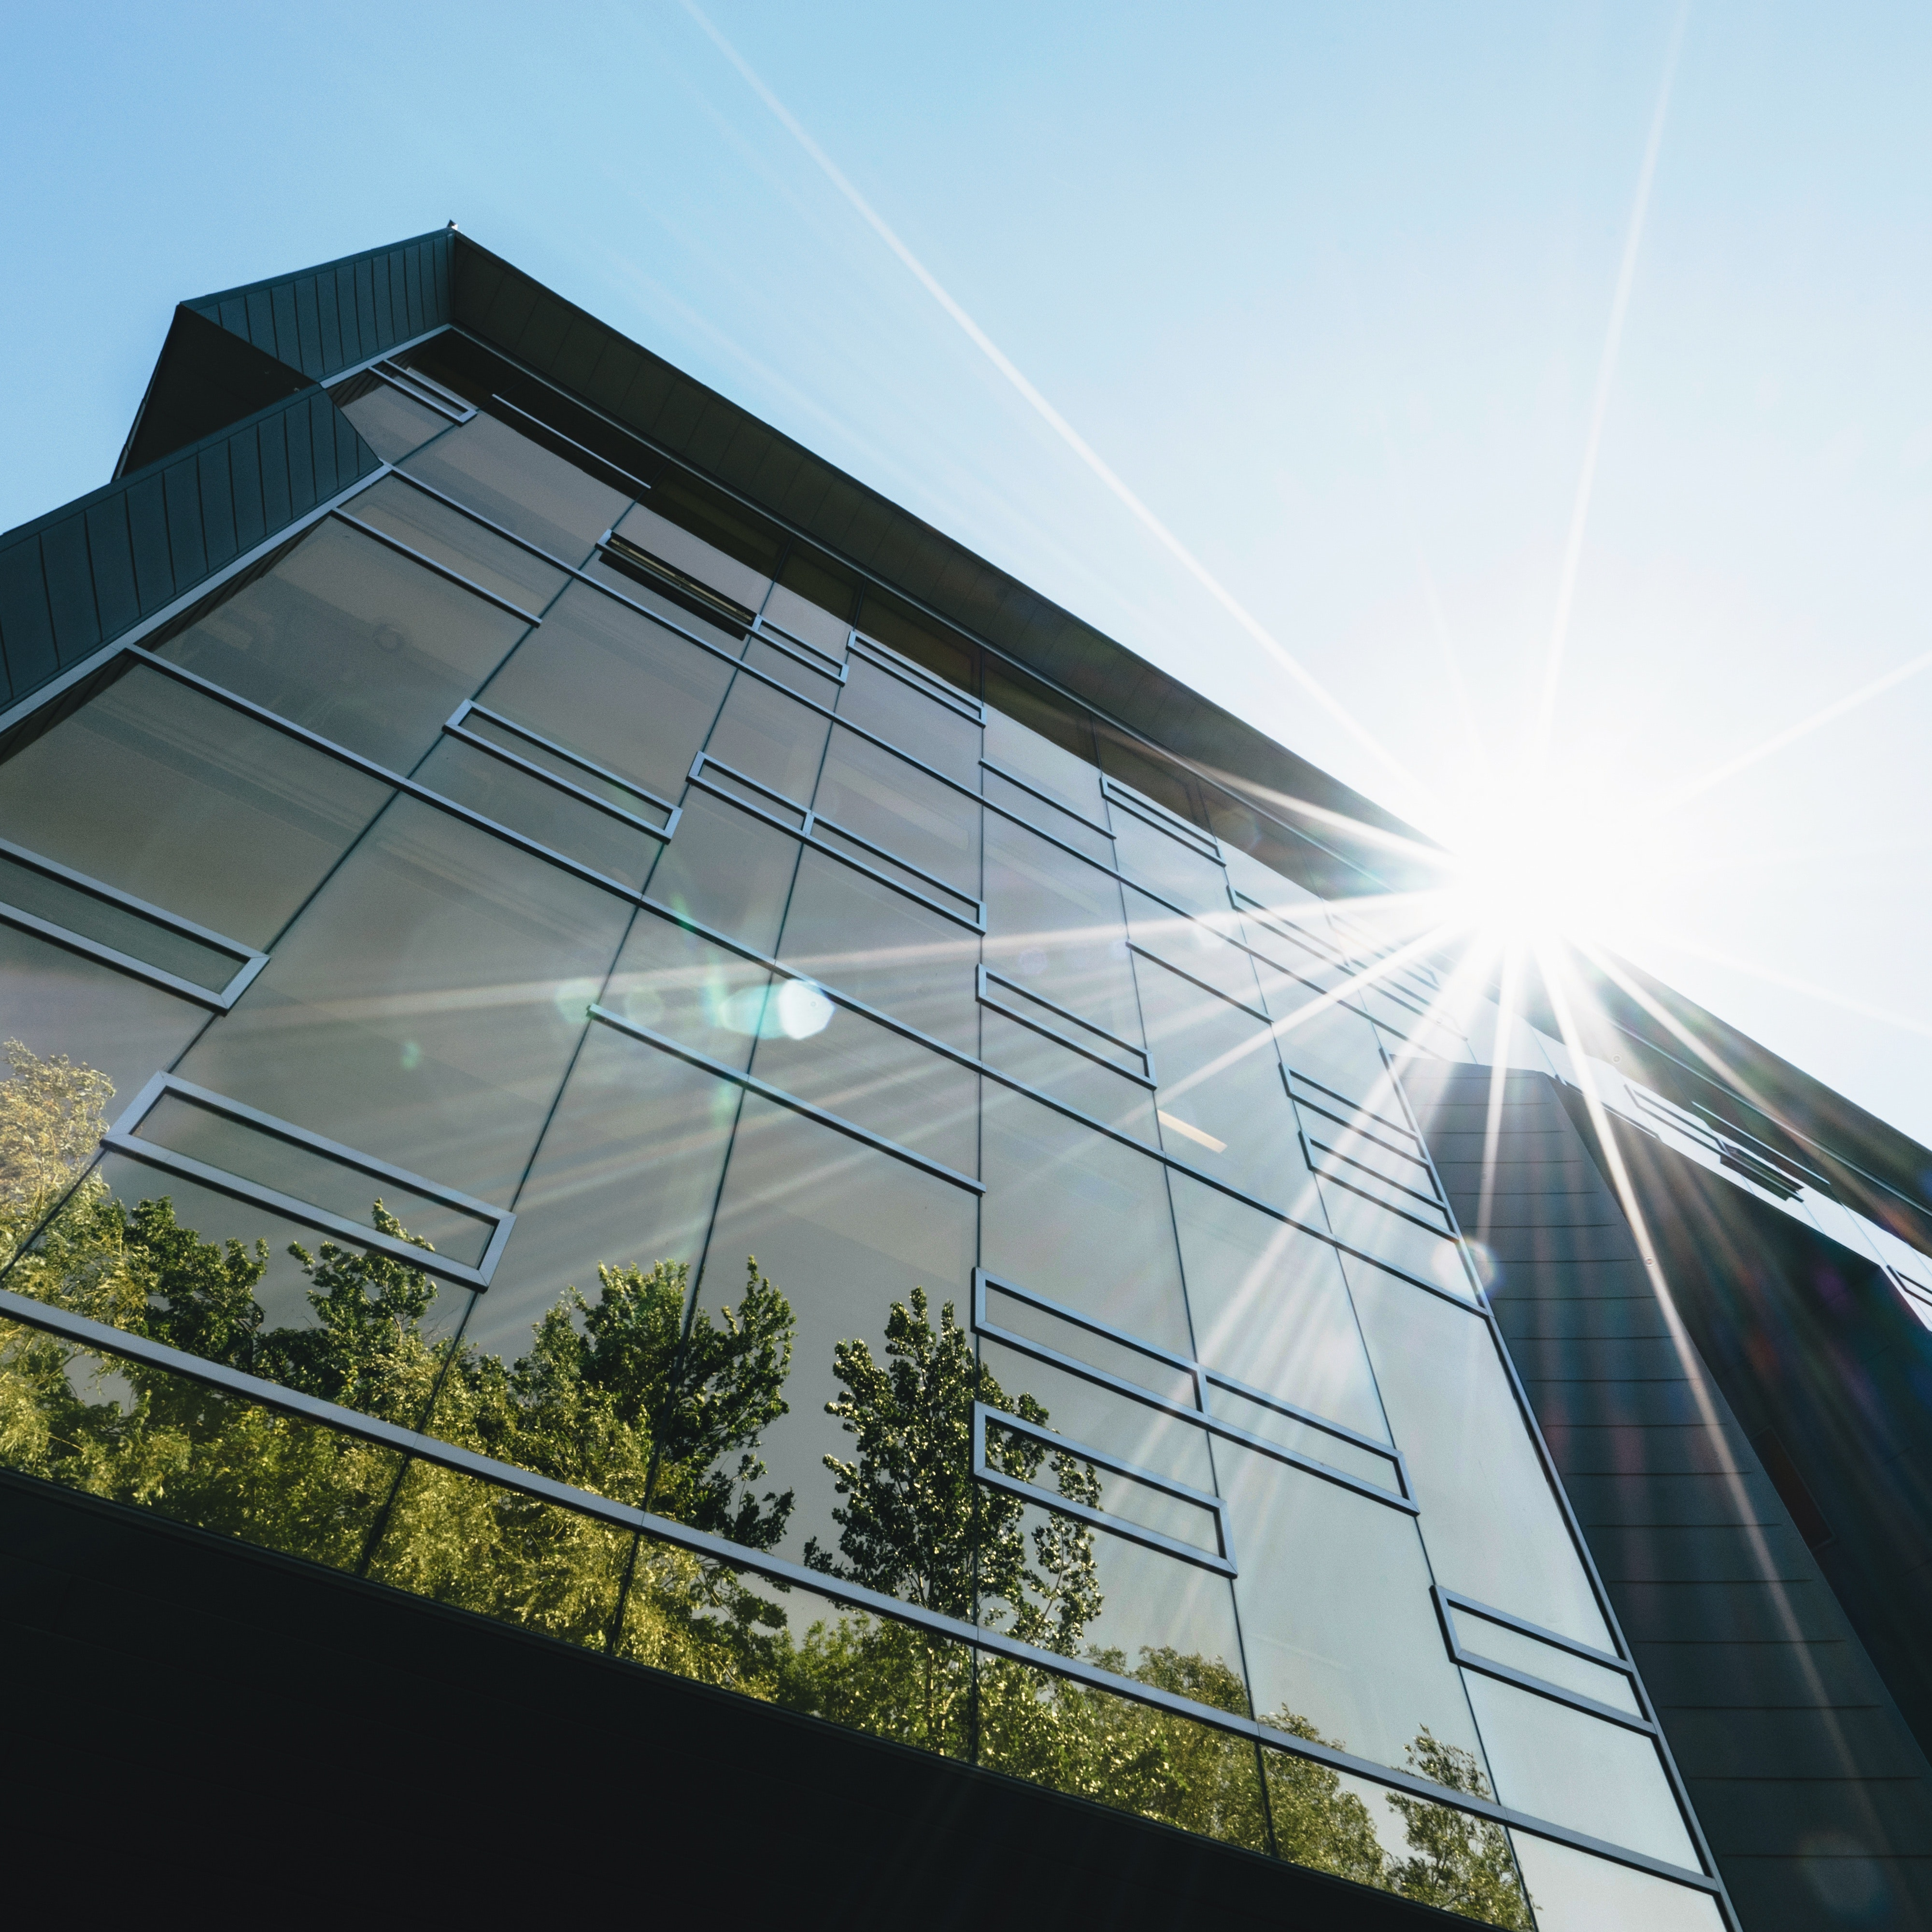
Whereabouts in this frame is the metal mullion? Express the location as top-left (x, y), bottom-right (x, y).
top-left (0, 1277), bottom-right (1723, 1899)
top-left (588, 1005), bottom-right (982, 1195)
top-left (1128, 940), bottom-right (1271, 1027)
top-left (490, 392), bottom-right (655, 496)
top-left (333, 510), bottom-right (545, 624)
top-left (0, 900), bottom-right (261, 1012)
top-left (848, 634), bottom-right (984, 722)
top-left (979, 756), bottom-right (1114, 843)
top-left (976, 966), bottom-right (1155, 1088)
top-left (444, 719), bottom-right (675, 843)
top-left (456, 701), bottom-right (680, 821)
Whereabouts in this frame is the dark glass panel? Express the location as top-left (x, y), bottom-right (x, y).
top-left (1094, 729), bottom-right (1207, 829)
top-left (10, 1151), bottom-right (470, 1406)
top-left (461, 1021), bottom-right (738, 1367)
top-left (748, 998), bottom-right (978, 1178)
top-left (477, 581), bottom-right (734, 803)
top-left (601, 912), bottom-right (771, 1073)
top-left (980, 766), bottom-right (1114, 865)
top-left (621, 1546), bottom-right (972, 1759)
top-left (977, 1009), bottom-right (1157, 1143)
top-left (1508, 1837), bottom-right (1720, 1930)
top-left (704, 669), bottom-right (832, 808)
top-left (979, 1652), bottom-right (1268, 1851)
top-left (813, 725), bottom-right (979, 896)
top-left (582, 555), bottom-right (750, 656)
top-left (176, 795), bottom-right (630, 1206)
top-left (767, 558), bottom-right (856, 652)
top-left (611, 499), bottom-right (771, 615)
top-left (980, 1082), bottom-right (1191, 1357)
top-left (852, 590), bottom-right (978, 696)
top-left (346, 474), bottom-right (570, 613)
top-left (402, 410), bottom-right (631, 566)
top-left (776, 846), bottom-right (979, 1055)
top-left (677, 1094), bottom-right (976, 1595)
top-left (984, 816), bottom-right (1140, 1048)
top-left (1463, 1675), bottom-right (1697, 1867)
top-left (1347, 1267), bottom-right (1614, 1650)
top-left (0, 665), bottom-right (392, 947)
top-left (337, 382), bottom-right (449, 463)
top-left (412, 736), bottom-right (661, 888)
top-left (742, 634), bottom-right (842, 707)
top-left (364, 1456), bottom-right (631, 1652)
top-left (0, 1324), bottom-right (402, 1573)
top-left (1215, 1437), bottom-right (1489, 1780)
top-left (836, 656), bottom-right (982, 784)
top-left (158, 518), bottom-right (530, 772)
top-left (635, 475), bottom-right (786, 582)
top-left (1165, 1172), bottom-right (1388, 1444)
top-left (982, 662), bottom-right (1103, 812)
top-left (1109, 810), bottom-right (1230, 918)
top-left (645, 790), bottom-right (800, 958)
top-left (0, 929), bottom-right (206, 1107)
top-left (0, 852), bottom-right (237, 991)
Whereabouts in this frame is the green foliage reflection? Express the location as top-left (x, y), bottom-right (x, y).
top-left (0, 1043), bottom-right (1528, 1926)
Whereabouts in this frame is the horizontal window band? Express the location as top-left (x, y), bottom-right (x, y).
top-left (1306, 1138), bottom-right (1445, 1217)
top-left (979, 757), bottom-right (1115, 844)
top-left (488, 392), bottom-right (656, 498)
top-left (976, 964), bottom-right (1155, 1087)
top-left (0, 836), bottom-right (266, 1012)
top-left (685, 763), bottom-right (984, 932)
top-left (370, 362), bottom-right (475, 424)
top-left (446, 701), bottom-right (679, 838)
top-left (973, 1269), bottom-right (1414, 1512)
top-left (596, 529), bottom-right (759, 629)
top-left (972, 1400), bottom-right (1236, 1575)
top-left (1284, 1065), bottom-right (1417, 1143)
top-left (588, 1004), bottom-right (982, 1194)
top-left (848, 632), bottom-right (985, 723)
top-left (0, 1280), bottom-right (1719, 1898)
top-left (332, 510), bottom-right (546, 625)
top-left (1311, 1158), bottom-right (1460, 1244)
top-left (1433, 1588), bottom-right (1659, 1736)
top-left (1129, 940), bottom-right (1271, 1027)
top-left (100, 1071), bottom-right (515, 1290)
top-left (749, 618), bottom-right (848, 685)
top-left (1102, 782), bottom-right (1223, 865)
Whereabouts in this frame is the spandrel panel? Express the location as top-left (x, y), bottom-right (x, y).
top-left (1166, 1173), bottom-right (1388, 1442)
top-left (402, 409), bottom-right (630, 565)
top-left (1463, 1674), bottom-right (1697, 1869)
top-left (1507, 1835), bottom-right (1724, 1932)
top-left (979, 1651), bottom-right (1268, 1850)
top-left (0, 1330), bottom-right (404, 1575)
top-left (980, 1498), bottom-right (1249, 1709)
top-left (1109, 810), bottom-right (1229, 918)
top-left (0, 665), bottom-right (391, 947)
top-left (9, 1152), bottom-right (470, 1407)
top-left (337, 382), bottom-right (450, 463)
top-left (175, 795), bottom-right (630, 1206)
top-left (978, 1337), bottom-right (1218, 1494)
top-left (984, 816), bottom-right (1140, 1048)
top-left (602, 913), bottom-right (772, 1073)
top-left (1214, 1436), bottom-right (1489, 1783)
top-left (412, 736), bottom-right (660, 887)
top-left (776, 847), bottom-right (979, 1055)
top-left (477, 582), bottom-right (734, 803)
top-left (0, 930), bottom-right (207, 1107)
top-left (747, 996), bottom-right (978, 1178)
top-left (980, 1082), bottom-right (1191, 1357)
top-left (1348, 1269), bottom-right (1613, 1650)
top-left (704, 669), bottom-right (832, 808)
top-left (977, 1009), bottom-right (1157, 1142)
top-left (645, 790), bottom-right (799, 957)
top-left (677, 1094), bottom-right (976, 1596)
top-left (1273, 998), bottom-right (1392, 1108)
top-left (158, 518), bottom-right (530, 772)
top-left (460, 1023), bottom-right (738, 1366)
top-left (836, 657), bottom-right (981, 785)
top-left (346, 475), bottom-right (569, 613)
top-left (814, 725), bottom-right (979, 896)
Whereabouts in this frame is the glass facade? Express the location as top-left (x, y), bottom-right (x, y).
top-left (0, 348), bottom-right (1734, 1931)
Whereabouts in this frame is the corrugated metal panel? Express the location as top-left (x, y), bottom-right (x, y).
top-left (0, 390), bottom-right (381, 714)
top-left (185, 229), bottom-right (454, 381)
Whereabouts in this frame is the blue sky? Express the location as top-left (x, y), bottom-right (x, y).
top-left (5, 2), bottom-right (1931, 1146)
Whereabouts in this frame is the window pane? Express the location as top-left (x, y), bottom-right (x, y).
top-left (614, 500), bottom-right (771, 614)
top-left (676, 1095), bottom-right (977, 1605)
top-left (837, 657), bottom-right (981, 783)
top-left (776, 847), bottom-right (979, 1055)
top-left (742, 634), bottom-right (842, 708)
top-left (814, 725), bottom-right (979, 896)
top-left (1096, 733), bottom-right (1206, 829)
top-left (346, 474), bottom-right (569, 613)
top-left (176, 796), bottom-right (630, 1205)
top-left (337, 382), bottom-right (448, 463)
top-left (981, 767), bottom-right (1114, 866)
top-left (978, 1009), bottom-right (1158, 1142)
top-left (1110, 810), bottom-right (1229, 917)
top-left (646, 790), bottom-right (800, 958)
top-left (705, 668), bottom-right (832, 808)
top-left (403, 409), bottom-right (630, 565)
top-left (1348, 1269), bottom-right (1614, 1650)
top-left (477, 581), bottom-right (734, 803)
top-left (1453, 1609), bottom-right (1643, 1718)
top-left (601, 912), bottom-right (771, 1072)
top-left (1507, 1834), bottom-right (1723, 1931)
top-left (765, 570), bottom-right (854, 654)
top-left (983, 665), bottom-right (1103, 816)
top-left (1275, 998), bottom-right (1397, 1110)
top-left (980, 1084), bottom-right (1191, 1357)
top-left (1216, 1436), bottom-right (1490, 1782)
top-left (1167, 1172), bottom-right (1389, 1444)
top-left (159, 519), bottom-right (530, 772)
top-left (1123, 888), bottom-right (1262, 1009)
top-left (0, 665), bottom-right (391, 947)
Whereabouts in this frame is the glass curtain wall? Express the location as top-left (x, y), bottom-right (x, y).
top-left (0, 363), bottom-right (1725, 1932)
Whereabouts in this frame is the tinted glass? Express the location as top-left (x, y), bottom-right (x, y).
top-left (337, 382), bottom-right (449, 462)
top-left (1507, 1836), bottom-right (1723, 1930)
top-left (645, 790), bottom-right (800, 957)
top-left (814, 725), bottom-right (979, 895)
top-left (346, 474), bottom-right (569, 613)
top-left (705, 668), bottom-right (832, 807)
top-left (837, 655), bottom-right (982, 783)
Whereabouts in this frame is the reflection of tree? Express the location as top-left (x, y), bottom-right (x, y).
top-left (0, 1043), bottom-right (1530, 1927)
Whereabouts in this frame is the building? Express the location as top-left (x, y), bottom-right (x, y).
top-left (0, 229), bottom-right (1927, 1928)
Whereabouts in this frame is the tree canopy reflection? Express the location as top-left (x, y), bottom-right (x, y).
top-left (0, 1042), bottom-right (1529, 1927)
